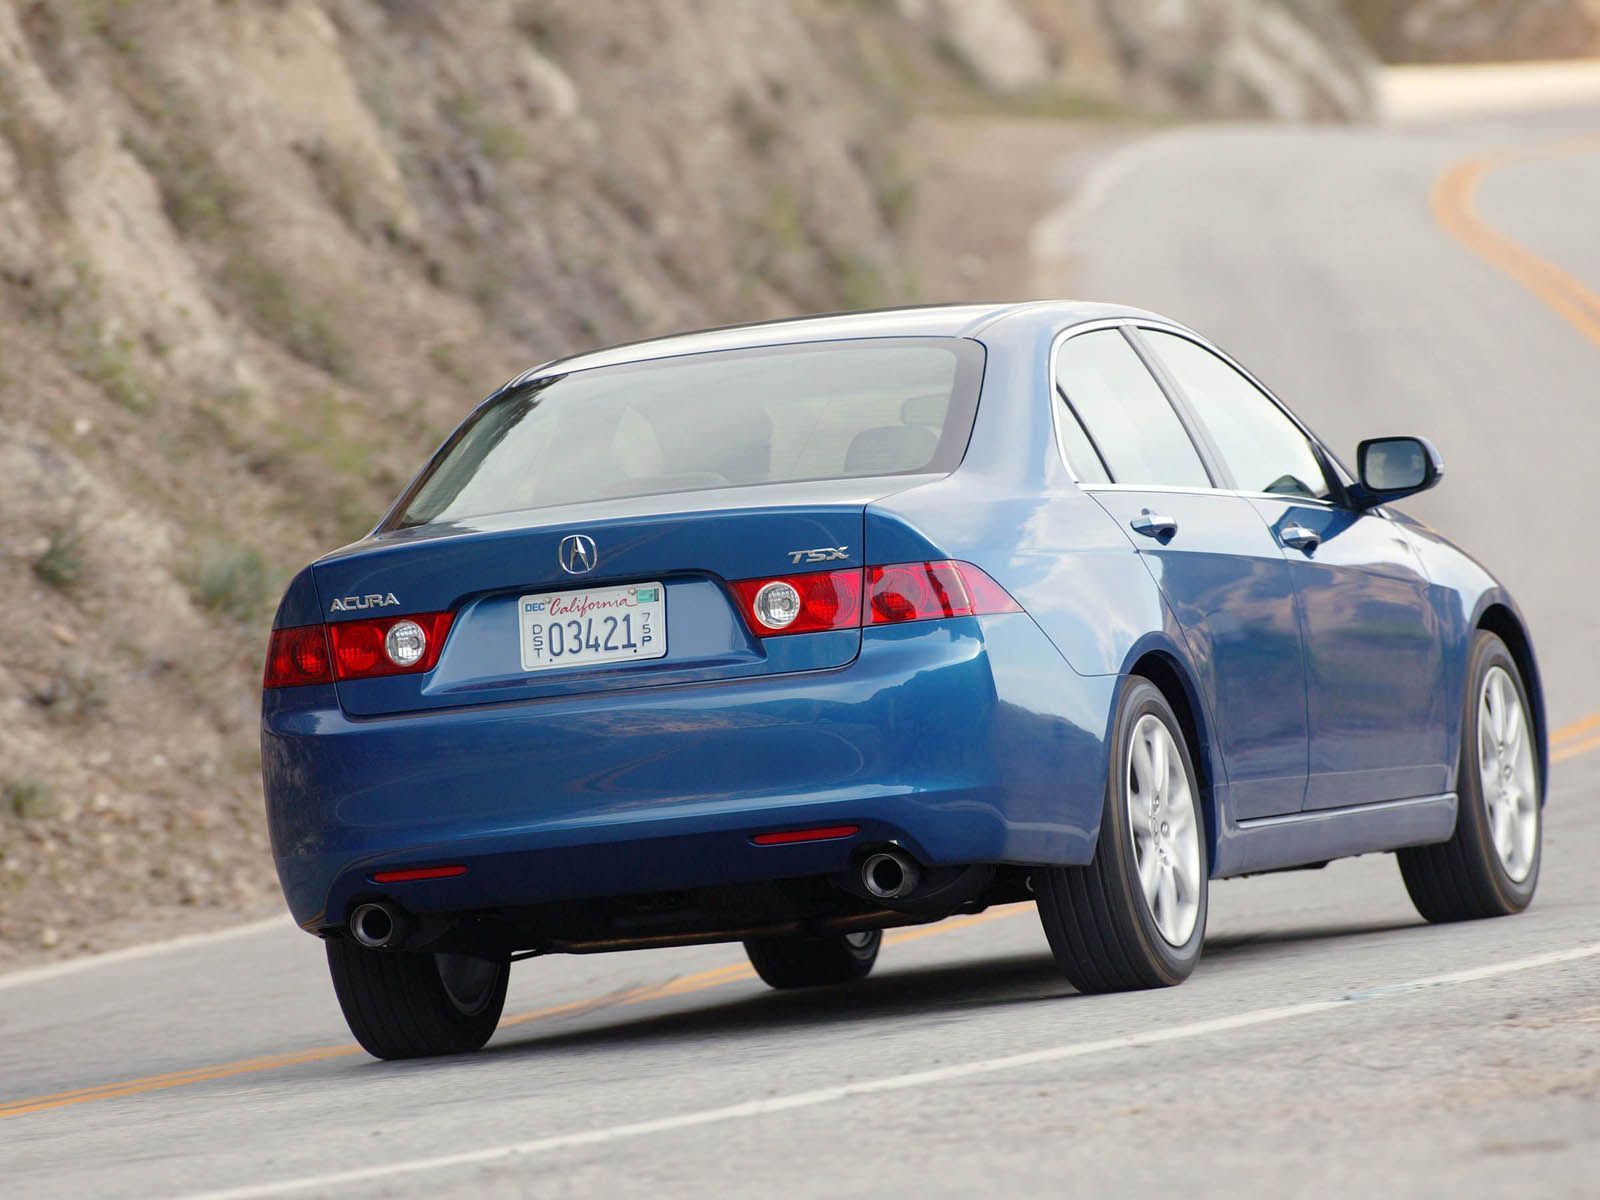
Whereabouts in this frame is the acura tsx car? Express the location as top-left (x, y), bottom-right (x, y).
top-left (262, 302), bottom-right (1544, 1059)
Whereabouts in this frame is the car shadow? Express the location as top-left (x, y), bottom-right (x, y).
top-left (1204, 916), bottom-right (1423, 962)
top-left (477, 914), bottom-right (1423, 1062)
top-left (484, 951), bottom-right (1074, 1060)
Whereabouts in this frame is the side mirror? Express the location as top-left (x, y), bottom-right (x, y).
top-left (1349, 436), bottom-right (1444, 510)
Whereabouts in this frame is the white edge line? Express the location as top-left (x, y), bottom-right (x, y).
top-left (182, 940), bottom-right (1600, 1200)
top-left (1027, 127), bottom-right (1194, 286)
top-left (0, 916), bottom-right (293, 995)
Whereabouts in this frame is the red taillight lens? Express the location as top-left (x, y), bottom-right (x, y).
top-left (265, 613), bottom-right (454, 688)
top-left (264, 625), bottom-right (333, 688)
top-left (866, 561), bottom-right (1021, 625)
top-left (731, 569), bottom-right (864, 637)
top-left (328, 612), bottom-right (454, 680)
top-left (730, 562), bottom-right (1019, 636)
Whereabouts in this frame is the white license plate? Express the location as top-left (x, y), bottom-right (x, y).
top-left (518, 582), bottom-right (667, 672)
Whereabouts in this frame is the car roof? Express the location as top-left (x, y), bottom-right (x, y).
top-left (508, 300), bottom-right (1164, 384)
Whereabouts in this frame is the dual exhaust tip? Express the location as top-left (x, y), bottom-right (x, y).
top-left (349, 901), bottom-right (403, 950)
top-left (859, 849), bottom-right (920, 901)
top-left (353, 849), bottom-right (926, 945)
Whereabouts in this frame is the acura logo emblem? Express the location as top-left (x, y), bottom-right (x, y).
top-left (558, 534), bottom-right (598, 575)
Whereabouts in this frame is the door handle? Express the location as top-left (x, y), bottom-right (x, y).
top-left (1130, 510), bottom-right (1178, 540)
top-left (1280, 524), bottom-right (1320, 552)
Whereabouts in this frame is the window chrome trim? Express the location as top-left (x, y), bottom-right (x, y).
top-left (1130, 324), bottom-right (1352, 499)
top-left (1079, 482), bottom-right (1341, 507)
top-left (1046, 315), bottom-right (1355, 505)
top-left (1047, 318), bottom-right (1137, 488)
top-left (1047, 318), bottom-right (1222, 490)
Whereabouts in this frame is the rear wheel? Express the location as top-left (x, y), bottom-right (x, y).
top-left (1036, 678), bottom-right (1207, 992)
top-left (743, 930), bottom-right (881, 989)
top-left (1398, 631), bottom-right (1541, 922)
top-left (326, 939), bottom-right (509, 1060)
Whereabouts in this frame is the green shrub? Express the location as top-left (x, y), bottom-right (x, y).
top-left (75, 331), bottom-right (154, 411)
top-left (182, 537), bottom-right (274, 624)
top-left (32, 657), bottom-right (107, 723)
top-left (2, 778), bottom-right (53, 820)
top-left (33, 522), bottom-right (85, 591)
top-left (222, 252), bottom-right (356, 381)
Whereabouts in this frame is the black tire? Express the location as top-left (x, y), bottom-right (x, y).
top-left (1398, 631), bottom-right (1541, 922)
top-left (1035, 678), bottom-right (1207, 992)
top-left (326, 939), bottom-right (509, 1060)
top-left (743, 930), bottom-right (881, 989)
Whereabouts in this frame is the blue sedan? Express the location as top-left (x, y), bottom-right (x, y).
top-left (262, 302), bottom-right (1545, 1059)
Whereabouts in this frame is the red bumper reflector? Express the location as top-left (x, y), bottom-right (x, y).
top-left (751, 825), bottom-right (861, 846)
top-left (371, 865), bottom-right (468, 884)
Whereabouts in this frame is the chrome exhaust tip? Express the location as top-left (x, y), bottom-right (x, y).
top-left (860, 850), bottom-right (921, 901)
top-left (350, 902), bottom-right (399, 950)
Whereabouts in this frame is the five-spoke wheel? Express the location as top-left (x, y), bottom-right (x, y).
top-left (1399, 631), bottom-right (1541, 921)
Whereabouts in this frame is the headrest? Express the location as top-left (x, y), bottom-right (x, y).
top-left (844, 425), bottom-right (939, 474)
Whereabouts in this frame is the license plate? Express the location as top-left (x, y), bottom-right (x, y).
top-left (518, 582), bottom-right (666, 672)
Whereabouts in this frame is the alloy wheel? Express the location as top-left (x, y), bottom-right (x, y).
top-left (1478, 665), bottom-right (1538, 883)
top-left (1125, 714), bottom-right (1203, 946)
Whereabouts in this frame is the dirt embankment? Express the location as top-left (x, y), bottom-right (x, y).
top-left (0, 0), bottom-right (1376, 969)
top-left (1343, 0), bottom-right (1600, 62)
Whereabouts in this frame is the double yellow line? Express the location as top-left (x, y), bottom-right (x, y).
top-left (1431, 134), bottom-right (1600, 759)
top-left (1431, 134), bottom-right (1600, 347)
top-left (0, 908), bottom-right (1023, 1119)
top-left (1553, 713), bottom-right (1600, 764)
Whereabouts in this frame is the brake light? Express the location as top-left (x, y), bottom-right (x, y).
top-left (731, 569), bottom-right (863, 637)
top-left (866, 561), bottom-right (1021, 624)
top-left (263, 612), bottom-right (453, 688)
top-left (730, 562), bottom-right (1019, 637)
top-left (328, 612), bottom-right (454, 680)
top-left (264, 625), bottom-right (333, 688)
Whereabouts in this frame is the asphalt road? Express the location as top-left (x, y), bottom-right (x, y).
top-left (5, 84), bottom-right (1600, 1199)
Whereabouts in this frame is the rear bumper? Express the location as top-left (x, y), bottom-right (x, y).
top-left (262, 614), bottom-right (1114, 930)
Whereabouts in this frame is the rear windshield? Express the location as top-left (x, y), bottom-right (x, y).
top-left (387, 337), bottom-right (985, 528)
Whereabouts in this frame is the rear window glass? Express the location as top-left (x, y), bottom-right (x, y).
top-left (388, 338), bottom-right (985, 528)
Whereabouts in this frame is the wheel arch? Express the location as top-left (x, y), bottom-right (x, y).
top-left (1475, 601), bottom-right (1548, 801)
top-left (1126, 648), bottom-right (1222, 872)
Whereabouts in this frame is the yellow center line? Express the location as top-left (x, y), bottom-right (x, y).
top-left (1432, 139), bottom-right (1600, 768)
top-left (1551, 712), bottom-right (1600, 746)
top-left (0, 906), bottom-right (1029, 1119)
top-left (1553, 732), bottom-right (1600, 764)
top-left (1431, 134), bottom-right (1600, 346)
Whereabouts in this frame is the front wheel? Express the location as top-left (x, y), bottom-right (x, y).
top-left (744, 930), bottom-right (881, 989)
top-left (1035, 678), bottom-right (1207, 992)
top-left (1397, 631), bottom-right (1541, 922)
top-left (326, 939), bottom-right (509, 1060)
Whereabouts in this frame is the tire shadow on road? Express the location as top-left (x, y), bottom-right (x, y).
top-left (1202, 917), bottom-right (1423, 965)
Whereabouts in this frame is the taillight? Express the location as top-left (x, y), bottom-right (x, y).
top-left (731, 569), bottom-right (863, 637)
top-left (264, 625), bottom-right (333, 688)
top-left (328, 612), bottom-right (453, 680)
top-left (730, 562), bottom-right (1019, 637)
top-left (263, 612), bottom-right (453, 688)
top-left (866, 561), bottom-right (1020, 625)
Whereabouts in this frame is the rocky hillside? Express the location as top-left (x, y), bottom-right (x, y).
top-left (1343, 0), bottom-right (1600, 61)
top-left (0, 0), bottom-right (1375, 966)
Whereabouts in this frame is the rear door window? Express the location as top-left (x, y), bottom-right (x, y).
top-left (1054, 329), bottom-right (1211, 488)
top-left (390, 338), bottom-right (986, 527)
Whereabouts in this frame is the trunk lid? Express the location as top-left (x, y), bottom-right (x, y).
top-left (313, 477), bottom-right (928, 716)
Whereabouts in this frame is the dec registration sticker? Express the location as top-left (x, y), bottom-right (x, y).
top-left (518, 582), bottom-right (666, 673)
